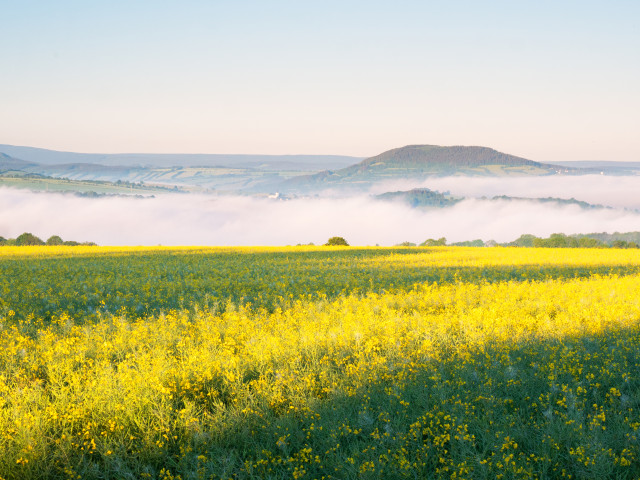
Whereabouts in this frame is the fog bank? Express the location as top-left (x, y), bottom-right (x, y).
top-left (368, 175), bottom-right (640, 210)
top-left (1, 188), bottom-right (640, 246)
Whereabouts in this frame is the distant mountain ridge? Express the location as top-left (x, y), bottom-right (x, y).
top-left (0, 144), bottom-right (360, 170)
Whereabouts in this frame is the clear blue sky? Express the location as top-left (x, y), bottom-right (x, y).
top-left (1, 0), bottom-right (638, 161)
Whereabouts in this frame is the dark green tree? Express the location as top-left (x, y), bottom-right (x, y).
top-left (420, 237), bottom-right (447, 247)
top-left (511, 234), bottom-right (538, 247)
top-left (578, 237), bottom-right (605, 248)
top-left (15, 232), bottom-right (45, 246)
top-left (325, 236), bottom-right (349, 246)
top-left (46, 235), bottom-right (64, 246)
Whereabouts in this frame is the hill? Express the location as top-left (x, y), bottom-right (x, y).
top-left (374, 188), bottom-right (461, 207)
top-left (0, 145), bottom-right (361, 193)
top-left (356, 145), bottom-right (544, 171)
top-left (373, 188), bottom-right (613, 211)
top-left (285, 145), bottom-right (587, 191)
top-left (489, 195), bottom-right (612, 210)
top-left (0, 152), bottom-right (38, 171)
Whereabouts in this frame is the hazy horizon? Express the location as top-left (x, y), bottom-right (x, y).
top-left (2, 142), bottom-right (638, 166)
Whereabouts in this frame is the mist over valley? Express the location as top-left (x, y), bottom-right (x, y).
top-left (2, 144), bottom-right (640, 246)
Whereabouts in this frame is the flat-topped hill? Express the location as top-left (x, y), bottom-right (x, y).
top-left (285, 145), bottom-right (586, 191)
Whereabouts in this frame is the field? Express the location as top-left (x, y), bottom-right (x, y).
top-left (0, 175), bottom-right (169, 195)
top-left (1, 246), bottom-right (640, 479)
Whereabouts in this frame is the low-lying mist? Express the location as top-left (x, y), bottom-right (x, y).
top-left (368, 175), bottom-right (640, 210)
top-left (1, 183), bottom-right (639, 246)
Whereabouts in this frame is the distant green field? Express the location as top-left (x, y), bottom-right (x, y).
top-left (0, 175), bottom-right (170, 195)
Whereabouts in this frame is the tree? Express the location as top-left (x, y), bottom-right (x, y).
top-left (15, 232), bottom-right (45, 246)
top-left (325, 236), bottom-right (349, 246)
top-left (420, 237), bottom-right (446, 247)
top-left (511, 234), bottom-right (538, 247)
top-left (612, 240), bottom-right (629, 249)
top-left (577, 237), bottom-right (604, 248)
top-left (46, 235), bottom-right (64, 246)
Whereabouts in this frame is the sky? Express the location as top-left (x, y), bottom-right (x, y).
top-left (1, 0), bottom-right (639, 161)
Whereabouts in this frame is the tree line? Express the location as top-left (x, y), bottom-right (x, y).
top-left (395, 233), bottom-right (640, 249)
top-left (0, 232), bottom-right (97, 246)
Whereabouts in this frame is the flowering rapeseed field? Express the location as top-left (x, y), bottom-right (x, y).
top-left (1, 246), bottom-right (640, 479)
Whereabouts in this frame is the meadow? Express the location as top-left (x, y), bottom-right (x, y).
top-left (1, 246), bottom-right (640, 479)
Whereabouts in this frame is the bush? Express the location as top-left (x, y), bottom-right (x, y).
top-left (325, 236), bottom-right (349, 246)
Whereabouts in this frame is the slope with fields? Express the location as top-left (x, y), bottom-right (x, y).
top-left (0, 144), bottom-right (361, 193)
top-left (0, 170), bottom-right (177, 196)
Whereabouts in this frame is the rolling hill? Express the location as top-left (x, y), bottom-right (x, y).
top-left (285, 145), bottom-right (590, 191)
top-left (0, 145), bottom-right (361, 193)
top-left (0, 152), bottom-right (38, 171)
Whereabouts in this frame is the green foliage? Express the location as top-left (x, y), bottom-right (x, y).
top-left (396, 241), bottom-right (417, 246)
top-left (324, 236), bottom-right (349, 246)
top-left (574, 231), bottom-right (640, 245)
top-left (0, 233), bottom-right (95, 247)
top-left (523, 233), bottom-right (638, 249)
top-left (420, 237), bottom-right (447, 246)
top-left (15, 232), bottom-right (45, 246)
top-left (509, 234), bottom-right (539, 247)
top-left (612, 240), bottom-right (639, 249)
top-left (46, 235), bottom-right (64, 246)
top-left (376, 188), bottom-right (460, 208)
top-left (578, 236), bottom-right (606, 248)
top-left (450, 239), bottom-right (485, 247)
